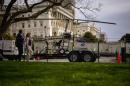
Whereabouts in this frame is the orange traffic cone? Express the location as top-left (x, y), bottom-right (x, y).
top-left (117, 50), bottom-right (121, 64)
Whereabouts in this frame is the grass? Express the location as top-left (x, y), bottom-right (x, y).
top-left (0, 61), bottom-right (130, 86)
top-left (127, 58), bottom-right (130, 63)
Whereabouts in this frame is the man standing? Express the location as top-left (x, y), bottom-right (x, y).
top-left (15, 30), bottom-right (24, 61)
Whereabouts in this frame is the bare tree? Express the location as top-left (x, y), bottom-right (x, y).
top-left (0, 0), bottom-right (99, 34)
top-left (0, 0), bottom-right (4, 9)
top-left (75, 0), bottom-right (101, 19)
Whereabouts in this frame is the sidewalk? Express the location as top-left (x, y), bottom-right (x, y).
top-left (30, 59), bottom-right (69, 62)
top-left (95, 57), bottom-right (116, 63)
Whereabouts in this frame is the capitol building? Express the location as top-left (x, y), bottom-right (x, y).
top-left (10, 4), bottom-right (74, 38)
top-left (0, 1), bottom-right (100, 39)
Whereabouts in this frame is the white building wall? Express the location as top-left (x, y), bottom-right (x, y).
top-left (74, 23), bottom-right (99, 37)
top-left (11, 6), bottom-right (74, 38)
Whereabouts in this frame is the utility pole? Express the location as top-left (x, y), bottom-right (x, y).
top-left (97, 27), bottom-right (101, 63)
top-left (124, 35), bottom-right (127, 63)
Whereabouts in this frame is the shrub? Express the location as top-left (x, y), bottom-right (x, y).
top-left (0, 33), bottom-right (15, 40)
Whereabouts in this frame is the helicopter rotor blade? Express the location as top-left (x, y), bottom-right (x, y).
top-left (78, 21), bottom-right (116, 25)
top-left (32, 18), bottom-right (116, 25)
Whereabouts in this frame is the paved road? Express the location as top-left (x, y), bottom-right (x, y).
top-left (1, 54), bottom-right (117, 63)
top-left (95, 57), bottom-right (116, 63)
top-left (30, 56), bottom-right (117, 63)
top-left (31, 59), bottom-right (69, 62)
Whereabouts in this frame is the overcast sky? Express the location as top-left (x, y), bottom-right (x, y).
top-left (96, 0), bottom-right (130, 41)
top-left (76, 0), bottom-right (130, 41)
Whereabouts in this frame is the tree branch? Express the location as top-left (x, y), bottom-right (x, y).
top-left (11, 0), bottom-right (48, 19)
top-left (0, 0), bottom-right (17, 33)
top-left (24, 0), bottom-right (29, 9)
top-left (11, 2), bottom-right (62, 23)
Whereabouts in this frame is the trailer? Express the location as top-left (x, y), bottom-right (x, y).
top-left (33, 35), bottom-right (98, 62)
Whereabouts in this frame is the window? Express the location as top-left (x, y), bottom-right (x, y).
top-left (40, 21), bottom-right (43, 27)
top-left (22, 15), bottom-right (24, 17)
top-left (28, 14), bottom-right (30, 17)
top-left (28, 24), bottom-right (30, 28)
top-left (28, 21), bottom-right (31, 28)
top-left (22, 23), bottom-right (25, 28)
top-left (34, 22), bottom-right (37, 27)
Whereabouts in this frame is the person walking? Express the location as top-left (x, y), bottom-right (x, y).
top-left (15, 29), bottom-right (24, 61)
top-left (25, 33), bottom-right (33, 62)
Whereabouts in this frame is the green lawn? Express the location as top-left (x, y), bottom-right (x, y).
top-left (0, 61), bottom-right (130, 86)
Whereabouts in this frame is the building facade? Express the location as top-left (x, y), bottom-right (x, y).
top-left (99, 32), bottom-right (107, 42)
top-left (73, 22), bottom-right (99, 37)
top-left (10, 4), bottom-right (74, 38)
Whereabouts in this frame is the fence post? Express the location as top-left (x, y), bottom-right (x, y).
top-left (97, 41), bottom-right (100, 63)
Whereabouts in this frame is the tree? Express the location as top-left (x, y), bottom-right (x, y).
top-left (83, 32), bottom-right (98, 42)
top-left (0, 0), bottom-right (100, 35)
top-left (119, 33), bottom-right (130, 43)
top-left (0, 0), bottom-right (4, 9)
top-left (0, 16), bottom-right (2, 25)
top-left (83, 32), bottom-right (106, 42)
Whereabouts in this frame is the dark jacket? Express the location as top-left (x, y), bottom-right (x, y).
top-left (16, 33), bottom-right (24, 48)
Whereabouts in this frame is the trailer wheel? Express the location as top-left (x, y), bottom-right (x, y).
top-left (90, 52), bottom-right (97, 62)
top-left (68, 52), bottom-right (80, 62)
top-left (82, 53), bottom-right (92, 62)
top-left (0, 54), bottom-right (3, 61)
top-left (82, 52), bottom-right (96, 62)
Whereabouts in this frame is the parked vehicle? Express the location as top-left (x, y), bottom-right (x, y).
top-left (0, 40), bottom-right (18, 60)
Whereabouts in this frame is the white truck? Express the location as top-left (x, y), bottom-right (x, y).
top-left (0, 40), bottom-right (18, 60)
